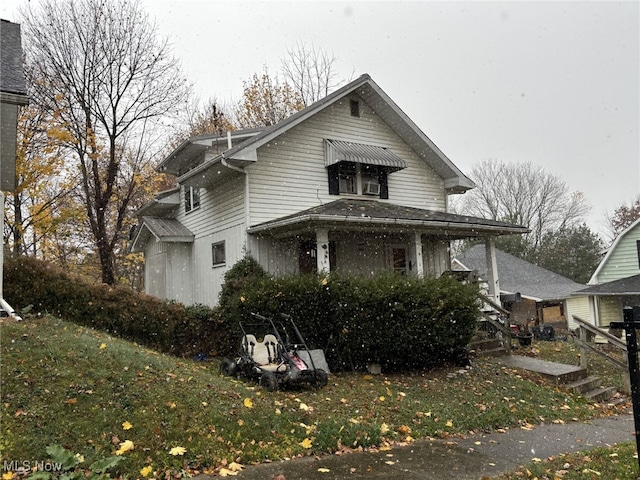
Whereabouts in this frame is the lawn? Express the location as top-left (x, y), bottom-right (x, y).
top-left (0, 316), bottom-right (627, 478)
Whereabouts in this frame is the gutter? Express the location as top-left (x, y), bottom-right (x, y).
top-left (221, 132), bottom-right (251, 240)
top-left (247, 213), bottom-right (530, 235)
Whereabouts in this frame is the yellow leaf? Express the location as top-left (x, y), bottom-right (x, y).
top-left (446, 420), bottom-right (453, 427)
top-left (99, 343), bottom-right (106, 349)
top-left (228, 462), bottom-right (244, 472)
top-left (379, 396), bottom-right (386, 402)
top-left (380, 423), bottom-right (390, 434)
top-left (237, 419), bottom-right (244, 426)
top-left (243, 397), bottom-right (254, 408)
top-left (300, 438), bottom-right (313, 449)
top-left (3, 473), bottom-right (14, 480)
top-left (115, 440), bottom-right (134, 455)
top-left (219, 468), bottom-right (238, 476)
top-left (122, 421), bottom-right (133, 430)
top-left (140, 466), bottom-right (153, 477)
top-left (275, 408), bottom-right (281, 415)
top-left (299, 403), bottom-right (309, 411)
top-left (318, 467), bottom-right (331, 473)
top-left (169, 446), bottom-right (186, 456)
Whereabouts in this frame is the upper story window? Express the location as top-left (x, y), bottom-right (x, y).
top-left (184, 186), bottom-right (200, 213)
top-left (350, 99), bottom-right (360, 117)
top-left (326, 139), bottom-right (407, 200)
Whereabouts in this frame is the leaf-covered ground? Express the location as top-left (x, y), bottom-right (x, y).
top-left (0, 317), bottom-right (624, 478)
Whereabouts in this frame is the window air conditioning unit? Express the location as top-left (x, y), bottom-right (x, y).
top-left (363, 182), bottom-right (380, 195)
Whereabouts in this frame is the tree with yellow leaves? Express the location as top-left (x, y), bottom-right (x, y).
top-left (20, 0), bottom-right (189, 285)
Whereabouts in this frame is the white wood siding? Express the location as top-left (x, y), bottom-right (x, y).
top-left (191, 224), bottom-right (246, 306)
top-left (565, 296), bottom-right (592, 330)
top-left (596, 224), bottom-right (640, 283)
top-left (178, 173), bottom-right (246, 238)
top-left (166, 243), bottom-right (193, 305)
top-left (247, 94), bottom-right (446, 226)
top-left (144, 239), bottom-right (166, 299)
top-left (598, 296), bottom-right (623, 327)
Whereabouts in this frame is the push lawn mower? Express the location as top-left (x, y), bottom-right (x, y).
top-left (220, 312), bottom-right (328, 391)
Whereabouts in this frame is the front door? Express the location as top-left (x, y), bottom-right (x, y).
top-left (392, 246), bottom-right (407, 275)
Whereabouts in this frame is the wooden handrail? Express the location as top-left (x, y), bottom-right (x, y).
top-left (478, 293), bottom-right (510, 316)
top-left (572, 314), bottom-right (627, 351)
top-left (571, 314), bottom-right (630, 393)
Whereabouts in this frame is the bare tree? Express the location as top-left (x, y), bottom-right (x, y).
top-left (281, 42), bottom-right (344, 106)
top-left (21, 0), bottom-right (189, 284)
top-left (456, 159), bottom-right (591, 253)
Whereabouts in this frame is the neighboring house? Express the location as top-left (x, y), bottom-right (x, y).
top-left (575, 218), bottom-right (640, 327)
top-left (132, 74), bottom-right (527, 307)
top-left (1, 19), bottom-right (29, 318)
top-left (453, 245), bottom-right (591, 330)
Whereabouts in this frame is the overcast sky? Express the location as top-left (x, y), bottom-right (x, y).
top-left (2, 1), bottom-right (638, 237)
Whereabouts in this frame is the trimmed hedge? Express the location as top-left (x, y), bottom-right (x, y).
top-left (218, 256), bottom-right (480, 372)
top-left (3, 255), bottom-right (229, 357)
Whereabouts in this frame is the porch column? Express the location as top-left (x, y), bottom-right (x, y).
top-left (316, 229), bottom-right (330, 273)
top-left (414, 232), bottom-right (424, 277)
top-left (485, 237), bottom-right (500, 304)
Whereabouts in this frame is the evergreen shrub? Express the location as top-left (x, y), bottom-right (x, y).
top-left (218, 256), bottom-right (480, 372)
top-left (3, 255), bottom-right (226, 357)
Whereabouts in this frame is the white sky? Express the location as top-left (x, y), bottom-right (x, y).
top-left (2, 0), bottom-right (638, 236)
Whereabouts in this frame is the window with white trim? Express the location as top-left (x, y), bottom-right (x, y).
top-left (212, 241), bottom-right (226, 267)
top-left (184, 186), bottom-right (200, 213)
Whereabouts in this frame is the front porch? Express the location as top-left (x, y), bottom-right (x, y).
top-left (247, 198), bottom-right (528, 304)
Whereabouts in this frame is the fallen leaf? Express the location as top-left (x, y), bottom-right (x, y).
top-left (169, 446), bottom-right (186, 456)
top-left (243, 397), bottom-right (254, 409)
top-left (122, 421), bottom-right (133, 430)
top-left (300, 438), bottom-right (313, 449)
top-left (115, 440), bottom-right (134, 455)
top-left (228, 462), bottom-right (243, 472)
top-left (219, 468), bottom-right (238, 477)
top-left (99, 343), bottom-right (106, 349)
top-left (140, 466), bottom-right (153, 477)
top-left (318, 467), bottom-right (331, 473)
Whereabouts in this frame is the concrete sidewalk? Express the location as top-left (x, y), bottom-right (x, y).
top-left (211, 413), bottom-right (635, 480)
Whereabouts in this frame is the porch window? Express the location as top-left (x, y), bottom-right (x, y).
top-left (212, 241), bottom-right (226, 267)
top-left (392, 247), bottom-right (407, 275)
top-left (184, 186), bottom-right (200, 213)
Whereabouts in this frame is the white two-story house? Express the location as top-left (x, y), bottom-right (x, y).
top-left (131, 74), bottom-right (527, 307)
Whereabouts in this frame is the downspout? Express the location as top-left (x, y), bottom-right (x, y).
top-left (0, 191), bottom-right (22, 320)
top-left (220, 132), bottom-right (251, 248)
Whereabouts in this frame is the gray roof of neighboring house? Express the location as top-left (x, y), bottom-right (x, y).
top-left (1, 20), bottom-right (28, 96)
top-left (576, 274), bottom-right (640, 296)
top-left (455, 244), bottom-right (587, 301)
top-left (247, 198), bottom-right (528, 237)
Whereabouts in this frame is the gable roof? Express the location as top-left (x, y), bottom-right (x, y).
top-left (172, 74), bottom-right (475, 193)
top-left (1, 19), bottom-right (28, 101)
top-left (576, 274), bottom-right (640, 296)
top-left (454, 244), bottom-right (586, 301)
top-left (247, 198), bottom-right (528, 238)
top-left (130, 216), bottom-right (194, 252)
top-left (588, 216), bottom-right (640, 285)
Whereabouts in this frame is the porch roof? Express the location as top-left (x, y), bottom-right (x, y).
top-left (575, 274), bottom-right (640, 296)
top-left (247, 199), bottom-right (528, 238)
top-left (130, 216), bottom-right (194, 252)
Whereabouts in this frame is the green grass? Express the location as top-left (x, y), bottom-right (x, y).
top-left (0, 317), bottom-right (627, 478)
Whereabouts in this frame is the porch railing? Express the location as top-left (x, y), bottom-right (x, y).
top-left (571, 314), bottom-right (630, 393)
top-left (477, 293), bottom-right (512, 353)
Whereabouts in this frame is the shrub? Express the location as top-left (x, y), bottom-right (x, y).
top-left (218, 257), bottom-right (480, 372)
top-left (3, 255), bottom-right (227, 357)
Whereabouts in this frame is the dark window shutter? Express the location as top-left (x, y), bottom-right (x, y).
top-left (378, 170), bottom-right (389, 199)
top-left (328, 164), bottom-right (340, 195)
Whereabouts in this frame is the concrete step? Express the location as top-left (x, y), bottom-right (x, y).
top-left (584, 386), bottom-right (617, 403)
top-left (495, 356), bottom-right (587, 384)
top-left (565, 376), bottom-right (602, 394)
